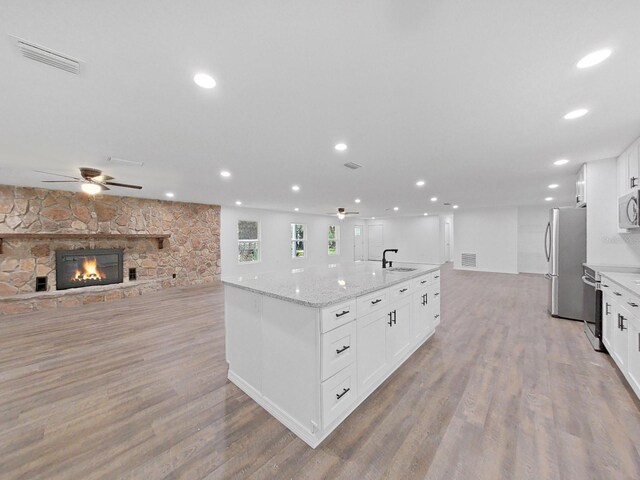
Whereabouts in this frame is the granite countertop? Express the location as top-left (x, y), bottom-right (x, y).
top-left (221, 261), bottom-right (441, 308)
top-left (600, 271), bottom-right (640, 298)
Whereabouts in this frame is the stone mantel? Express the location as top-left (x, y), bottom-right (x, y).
top-left (0, 232), bottom-right (171, 253)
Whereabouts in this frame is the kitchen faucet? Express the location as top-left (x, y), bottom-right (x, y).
top-left (382, 249), bottom-right (398, 269)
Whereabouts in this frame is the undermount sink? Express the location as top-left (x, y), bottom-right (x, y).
top-left (386, 267), bottom-right (417, 272)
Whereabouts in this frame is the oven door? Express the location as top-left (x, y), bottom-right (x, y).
top-left (619, 191), bottom-right (640, 229)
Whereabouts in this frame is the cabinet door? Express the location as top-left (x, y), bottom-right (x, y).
top-left (618, 150), bottom-right (630, 196)
top-left (602, 293), bottom-right (614, 352)
top-left (386, 301), bottom-right (412, 366)
top-left (357, 309), bottom-right (389, 395)
top-left (627, 315), bottom-right (640, 397)
top-left (629, 142), bottom-right (640, 190)
top-left (411, 289), bottom-right (431, 341)
top-left (613, 306), bottom-right (629, 373)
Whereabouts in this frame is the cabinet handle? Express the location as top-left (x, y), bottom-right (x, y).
top-left (621, 316), bottom-right (627, 331)
top-left (434, 292), bottom-right (440, 297)
top-left (393, 309), bottom-right (397, 325)
top-left (605, 302), bottom-right (610, 315)
top-left (618, 314), bottom-right (622, 330)
top-left (388, 311), bottom-right (393, 327)
top-left (336, 345), bottom-right (350, 355)
top-left (613, 291), bottom-right (622, 296)
top-left (400, 288), bottom-right (408, 293)
top-left (422, 294), bottom-right (427, 306)
top-left (629, 302), bottom-right (638, 308)
top-left (631, 177), bottom-right (638, 188)
top-left (336, 387), bottom-right (350, 400)
top-left (335, 310), bottom-right (350, 318)
top-left (434, 275), bottom-right (440, 279)
top-left (371, 299), bottom-right (382, 305)
top-left (602, 284), bottom-right (609, 288)
top-left (434, 314), bottom-right (440, 319)
top-left (420, 280), bottom-right (428, 284)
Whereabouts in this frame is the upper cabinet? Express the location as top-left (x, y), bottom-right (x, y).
top-left (576, 163), bottom-right (587, 207)
top-left (618, 138), bottom-right (640, 197)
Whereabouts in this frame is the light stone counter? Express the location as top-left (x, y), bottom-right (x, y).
top-left (600, 272), bottom-right (640, 298)
top-left (222, 261), bottom-right (441, 308)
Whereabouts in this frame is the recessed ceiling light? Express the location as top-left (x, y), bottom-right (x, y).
top-left (355, 198), bottom-right (361, 203)
top-left (577, 49), bottom-right (612, 69)
top-left (453, 205), bottom-right (459, 209)
top-left (220, 170), bottom-right (231, 178)
top-left (545, 197), bottom-right (553, 201)
top-left (554, 159), bottom-right (569, 166)
top-left (291, 185), bottom-right (300, 192)
top-left (548, 184), bottom-right (559, 189)
top-left (81, 183), bottom-right (101, 195)
top-left (430, 197), bottom-right (438, 202)
top-left (371, 217), bottom-right (375, 220)
top-left (235, 200), bottom-right (242, 206)
top-left (423, 213), bottom-right (428, 216)
top-left (194, 73), bottom-right (216, 89)
top-left (416, 180), bottom-right (425, 187)
top-left (294, 207), bottom-right (299, 211)
top-left (334, 143), bottom-right (348, 151)
top-left (165, 192), bottom-right (175, 198)
top-left (564, 108), bottom-right (589, 120)
top-left (393, 207), bottom-right (399, 211)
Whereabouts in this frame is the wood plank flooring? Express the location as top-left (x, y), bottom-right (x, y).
top-left (1, 264), bottom-right (640, 479)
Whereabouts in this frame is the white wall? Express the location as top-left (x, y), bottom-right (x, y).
top-left (517, 205), bottom-right (549, 274)
top-left (453, 206), bottom-right (519, 274)
top-left (586, 157), bottom-right (640, 266)
top-left (221, 207), bottom-right (357, 276)
top-left (364, 216), bottom-right (443, 264)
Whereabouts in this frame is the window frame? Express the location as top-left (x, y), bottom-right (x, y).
top-left (237, 219), bottom-right (261, 264)
top-left (328, 224), bottom-right (340, 256)
top-left (291, 223), bottom-right (307, 259)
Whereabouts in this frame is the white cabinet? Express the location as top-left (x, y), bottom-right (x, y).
top-left (617, 138), bottom-right (640, 197)
top-left (357, 308), bottom-right (389, 395)
top-left (627, 315), bottom-right (640, 397)
top-left (411, 287), bottom-right (431, 341)
top-left (387, 301), bottom-right (412, 365)
top-left (602, 293), bottom-right (614, 352)
top-left (613, 306), bottom-right (630, 372)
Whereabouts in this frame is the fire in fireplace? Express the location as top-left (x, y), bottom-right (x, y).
top-left (56, 248), bottom-right (124, 290)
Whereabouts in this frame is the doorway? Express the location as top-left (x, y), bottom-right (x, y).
top-left (353, 225), bottom-right (365, 261)
top-left (368, 224), bottom-right (384, 261)
top-left (445, 221), bottom-right (451, 262)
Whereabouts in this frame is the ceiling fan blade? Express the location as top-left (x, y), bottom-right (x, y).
top-left (100, 185), bottom-right (110, 191)
top-left (346, 212), bottom-right (360, 215)
top-left (104, 181), bottom-right (142, 189)
top-left (42, 180), bottom-right (79, 183)
top-left (93, 174), bottom-right (114, 182)
top-left (34, 170), bottom-right (81, 180)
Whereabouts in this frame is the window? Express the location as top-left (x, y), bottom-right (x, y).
top-left (291, 223), bottom-right (306, 258)
top-left (328, 225), bottom-right (340, 255)
top-left (238, 220), bottom-right (260, 263)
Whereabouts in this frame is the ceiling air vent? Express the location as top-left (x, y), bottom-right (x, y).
top-left (344, 162), bottom-right (363, 170)
top-left (13, 37), bottom-right (81, 74)
top-left (461, 253), bottom-right (477, 268)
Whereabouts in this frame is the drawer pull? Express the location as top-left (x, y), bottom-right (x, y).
top-left (602, 284), bottom-right (609, 288)
top-left (420, 280), bottom-right (428, 284)
top-left (336, 387), bottom-right (350, 400)
top-left (335, 310), bottom-right (350, 318)
top-left (400, 288), bottom-right (408, 293)
top-left (371, 298), bottom-right (382, 305)
top-left (434, 275), bottom-right (440, 279)
top-left (336, 345), bottom-right (350, 355)
top-left (434, 314), bottom-right (440, 319)
top-left (613, 291), bottom-right (622, 296)
top-left (629, 302), bottom-right (639, 308)
top-left (434, 292), bottom-right (440, 297)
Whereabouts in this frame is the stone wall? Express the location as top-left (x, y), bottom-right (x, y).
top-left (0, 185), bottom-right (221, 315)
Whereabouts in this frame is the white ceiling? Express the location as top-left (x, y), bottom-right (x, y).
top-left (1, 0), bottom-right (639, 217)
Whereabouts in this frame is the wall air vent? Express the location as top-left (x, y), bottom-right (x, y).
top-left (13, 36), bottom-right (82, 74)
top-left (461, 253), bottom-right (477, 268)
top-left (344, 162), bottom-right (363, 170)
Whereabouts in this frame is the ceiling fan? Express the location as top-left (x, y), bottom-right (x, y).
top-left (327, 207), bottom-right (359, 220)
top-left (36, 167), bottom-right (143, 195)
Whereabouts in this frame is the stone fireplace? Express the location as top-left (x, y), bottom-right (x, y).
top-left (55, 248), bottom-right (124, 290)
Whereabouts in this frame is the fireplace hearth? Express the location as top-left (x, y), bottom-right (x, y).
top-left (55, 249), bottom-right (124, 290)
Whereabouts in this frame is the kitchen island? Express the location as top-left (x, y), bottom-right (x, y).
top-left (222, 261), bottom-right (441, 448)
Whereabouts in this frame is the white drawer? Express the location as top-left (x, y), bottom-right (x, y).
top-left (389, 281), bottom-right (412, 302)
top-left (321, 300), bottom-right (356, 333)
top-left (412, 274), bottom-right (431, 291)
top-left (321, 321), bottom-right (357, 381)
top-left (321, 363), bottom-right (357, 428)
top-left (356, 288), bottom-right (389, 317)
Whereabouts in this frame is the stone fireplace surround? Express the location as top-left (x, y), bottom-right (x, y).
top-left (0, 185), bottom-right (221, 316)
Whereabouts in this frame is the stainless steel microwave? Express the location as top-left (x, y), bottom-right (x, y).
top-left (619, 190), bottom-right (640, 229)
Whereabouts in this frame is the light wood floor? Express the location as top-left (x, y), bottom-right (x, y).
top-left (1, 264), bottom-right (640, 479)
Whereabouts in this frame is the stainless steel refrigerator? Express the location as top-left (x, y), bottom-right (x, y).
top-left (544, 207), bottom-right (586, 320)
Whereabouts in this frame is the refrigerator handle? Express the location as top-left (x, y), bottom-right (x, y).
top-left (544, 222), bottom-right (551, 262)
